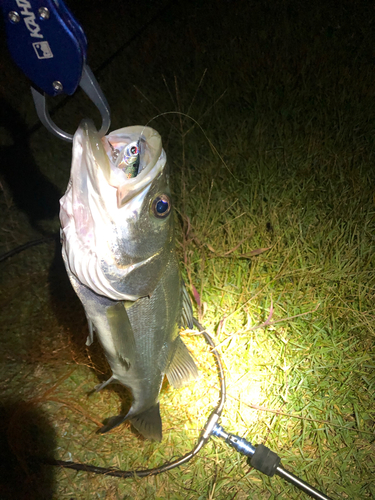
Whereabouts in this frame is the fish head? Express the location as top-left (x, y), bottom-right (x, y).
top-left (60, 119), bottom-right (176, 300)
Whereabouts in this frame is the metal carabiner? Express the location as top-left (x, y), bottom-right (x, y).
top-left (31, 64), bottom-right (111, 142)
top-left (2, 0), bottom-right (110, 142)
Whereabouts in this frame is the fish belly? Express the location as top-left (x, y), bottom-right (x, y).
top-left (63, 251), bottom-right (196, 440)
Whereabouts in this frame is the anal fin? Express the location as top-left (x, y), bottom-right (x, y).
top-left (166, 336), bottom-right (199, 389)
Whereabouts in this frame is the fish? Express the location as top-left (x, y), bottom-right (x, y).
top-left (59, 119), bottom-right (198, 441)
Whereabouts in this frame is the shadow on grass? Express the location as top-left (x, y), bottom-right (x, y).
top-left (0, 400), bottom-right (56, 500)
top-left (0, 98), bottom-right (61, 232)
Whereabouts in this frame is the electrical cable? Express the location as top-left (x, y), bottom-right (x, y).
top-left (41, 318), bottom-right (331, 498)
top-left (41, 319), bottom-right (226, 478)
top-left (3, 242), bottom-right (331, 497)
top-left (1, 235), bottom-right (227, 477)
top-left (0, 235), bottom-right (57, 263)
top-left (211, 426), bottom-right (332, 500)
top-left (1, 3), bottom-right (335, 493)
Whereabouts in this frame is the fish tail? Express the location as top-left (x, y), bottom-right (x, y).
top-left (130, 404), bottom-right (162, 442)
top-left (99, 404), bottom-right (163, 441)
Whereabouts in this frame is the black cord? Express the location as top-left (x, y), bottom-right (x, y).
top-left (1, 236), bottom-right (226, 476)
top-left (42, 319), bottom-right (226, 477)
top-left (4, 0), bottom-right (223, 478)
top-left (0, 235), bottom-right (57, 263)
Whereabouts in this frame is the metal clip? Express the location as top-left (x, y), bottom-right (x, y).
top-left (2, 0), bottom-right (110, 142)
top-left (31, 64), bottom-right (110, 142)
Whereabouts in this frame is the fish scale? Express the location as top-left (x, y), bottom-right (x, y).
top-left (60, 119), bottom-right (198, 440)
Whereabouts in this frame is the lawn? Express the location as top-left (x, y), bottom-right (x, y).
top-left (0, 0), bottom-right (374, 498)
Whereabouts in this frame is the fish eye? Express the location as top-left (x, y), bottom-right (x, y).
top-left (151, 194), bottom-right (171, 218)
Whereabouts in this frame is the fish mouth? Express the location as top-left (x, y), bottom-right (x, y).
top-left (60, 119), bottom-right (171, 301)
top-left (83, 119), bottom-right (164, 208)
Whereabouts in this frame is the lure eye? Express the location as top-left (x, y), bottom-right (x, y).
top-left (152, 194), bottom-right (171, 218)
top-left (115, 140), bottom-right (140, 172)
top-left (125, 143), bottom-right (139, 157)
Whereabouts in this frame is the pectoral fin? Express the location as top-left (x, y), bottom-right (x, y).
top-left (166, 336), bottom-right (198, 389)
top-left (106, 302), bottom-right (136, 369)
top-left (85, 317), bottom-right (95, 346)
top-left (93, 375), bottom-right (116, 392)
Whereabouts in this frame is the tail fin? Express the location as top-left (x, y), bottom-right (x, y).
top-left (99, 404), bottom-right (163, 441)
top-left (130, 404), bottom-right (162, 442)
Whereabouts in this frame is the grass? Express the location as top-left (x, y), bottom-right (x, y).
top-left (0, 0), bottom-right (374, 498)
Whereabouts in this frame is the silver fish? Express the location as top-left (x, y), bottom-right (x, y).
top-left (59, 119), bottom-right (198, 441)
